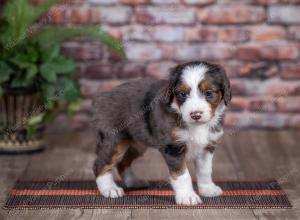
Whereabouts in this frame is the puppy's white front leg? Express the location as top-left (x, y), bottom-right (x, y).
top-left (171, 169), bottom-right (202, 205)
top-left (195, 151), bottom-right (223, 197)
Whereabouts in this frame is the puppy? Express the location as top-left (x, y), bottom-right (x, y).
top-left (92, 61), bottom-right (232, 205)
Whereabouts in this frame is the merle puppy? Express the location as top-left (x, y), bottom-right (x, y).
top-left (92, 61), bottom-right (232, 205)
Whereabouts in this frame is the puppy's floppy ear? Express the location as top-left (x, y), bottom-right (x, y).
top-left (219, 66), bottom-right (232, 105)
top-left (163, 65), bottom-right (182, 106)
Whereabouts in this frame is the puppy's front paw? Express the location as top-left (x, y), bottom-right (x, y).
top-left (175, 191), bottom-right (202, 205)
top-left (198, 184), bottom-right (223, 197)
top-left (100, 186), bottom-right (124, 198)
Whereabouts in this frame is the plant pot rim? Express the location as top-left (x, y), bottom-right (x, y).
top-left (1, 84), bottom-right (38, 95)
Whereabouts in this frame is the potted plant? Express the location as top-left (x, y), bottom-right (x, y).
top-left (0, 0), bottom-right (124, 153)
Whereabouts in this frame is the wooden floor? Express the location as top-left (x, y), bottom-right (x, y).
top-left (1, 129), bottom-right (300, 220)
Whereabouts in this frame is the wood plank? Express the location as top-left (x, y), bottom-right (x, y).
top-left (132, 209), bottom-right (256, 220)
top-left (6, 209), bottom-right (132, 220)
top-left (252, 130), bottom-right (300, 219)
top-left (224, 129), bottom-right (300, 220)
top-left (0, 154), bottom-right (31, 220)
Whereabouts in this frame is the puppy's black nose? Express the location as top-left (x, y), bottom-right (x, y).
top-left (190, 111), bottom-right (203, 121)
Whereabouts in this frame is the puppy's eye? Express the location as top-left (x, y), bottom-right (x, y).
top-left (178, 92), bottom-right (187, 99)
top-left (204, 91), bottom-right (213, 98)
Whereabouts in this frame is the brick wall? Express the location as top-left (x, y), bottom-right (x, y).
top-left (50, 0), bottom-right (300, 129)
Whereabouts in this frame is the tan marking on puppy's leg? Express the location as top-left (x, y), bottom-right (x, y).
top-left (117, 147), bottom-right (140, 175)
top-left (117, 142), bottom-right (148, 188)
top-left (99, 140), bottom-right (131, 176)
top-left (96, 140), bottom-right (131, 198)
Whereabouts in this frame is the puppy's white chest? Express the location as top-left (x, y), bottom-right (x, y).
top-left (175, 126), bottom-right (223, 160)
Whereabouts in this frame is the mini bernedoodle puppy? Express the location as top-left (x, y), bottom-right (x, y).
top-left (92, 61), bottom-right (232, 205)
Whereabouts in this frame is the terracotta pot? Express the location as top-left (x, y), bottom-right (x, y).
top-left (0, 86), bottom-right (45, 154)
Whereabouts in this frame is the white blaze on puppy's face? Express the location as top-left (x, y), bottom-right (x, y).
top-left (172, 64), bottom-right (213, 125)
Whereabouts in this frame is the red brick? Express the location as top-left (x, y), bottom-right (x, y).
top-left (185, 28), bottom-right (218, 42)
top-left (48, 6), bottom-right (66, 24)
top-left (288, 26), bottom-right (300, 40)
top-left (80, 79), bottom-right (124, 98)
top-left (62, 42), bottom-right (103, 61)
top-left (84, 63), bottom-right (119, 79)
top-left (251, 0), bottom-right (278, 4)
top-left (153, 26), bottom-right (184, 42)
top-left (238, 42), bottom-right (299, 61)
top-left (125, 43), bottom-right (163, 61)
top-left (250, 26), bottom-right (286, 42)
top-left (268, 6), bottom-right (300, 24)
top-left (223, 112), bottom-right (242, 128)
top-left (280, 62), bottom-right (300, 79)
top-left (161, 44), bottom-right (176, 60)
top-left (174, 44), bottom-right (234, 61)
top-left (121, 0), bottom-right (150, 4)
top-left (68, 0), bottom-right (85, 4)
top-left (185, 27), bottom-right (250, 43)
top-left (239, 62), bottom-right (278, 79)
top-left (237, 45), bottom-right (260, 61)
top-left (228, 97), bottom-right (249, 112)
top-left (182, 0), bottom-right (215, 5)
top-left (109, 51), bottom-right (124, 62)
top-left (99, 6), bottom-right (132, 24)
top-left (265, 81), bottom-right (300, 96)
top-left (283, 0), bottom-right (300, 2)
top-left (101, 26), bottom-right (122, 40)
top-left (278, 97), bottom-right (300, 113)
top-left (218, 28), bottom-right (250, 43)
top-left (252, 0), bottom-right (300, 4)
top-left (66, 7), bottom-right (100, 24)
top-left (224, 112), bottom-right (291, 129)
top-left (123, 26), bottom-right (152, 41)
top-left (249, 97), bottom-right (278, 112)
top-left (118, 63), bottom-right (145, 78)
top-left (288, 115), bottom-right (300, 128)
top-left (219, 62), bottom-right (240, 78)
top-left (89, 0), bottom-right (119, 5)
top-left (145, 61), bottom-right (176, 79)
top-left (259, 42), bottom-right (299, 60)
top-left (229, 79), bottom-right (300, 97)
top-left (199, 6), bottom-right (265, 24)
top-left (151, 0), bottom-right (180, 4)
top-left (230, 79), bottom-right (249, 96)
top-left (136, 6), bottom-right (196, 24)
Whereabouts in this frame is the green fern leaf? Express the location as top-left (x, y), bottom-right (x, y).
top-left (33, 26), bottom-right (125, 56)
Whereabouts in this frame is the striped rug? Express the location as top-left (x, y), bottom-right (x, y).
top-left (4, 179), bottom-right (292, 209)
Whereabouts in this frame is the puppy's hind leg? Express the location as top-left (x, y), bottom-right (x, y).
top-left (117, 147), bottom-right (149, 188)
top-left (94, 138), bottom-right (130, 198)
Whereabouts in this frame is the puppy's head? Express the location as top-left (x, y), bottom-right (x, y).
top-left (166, 61), bottom-right (231, 125)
